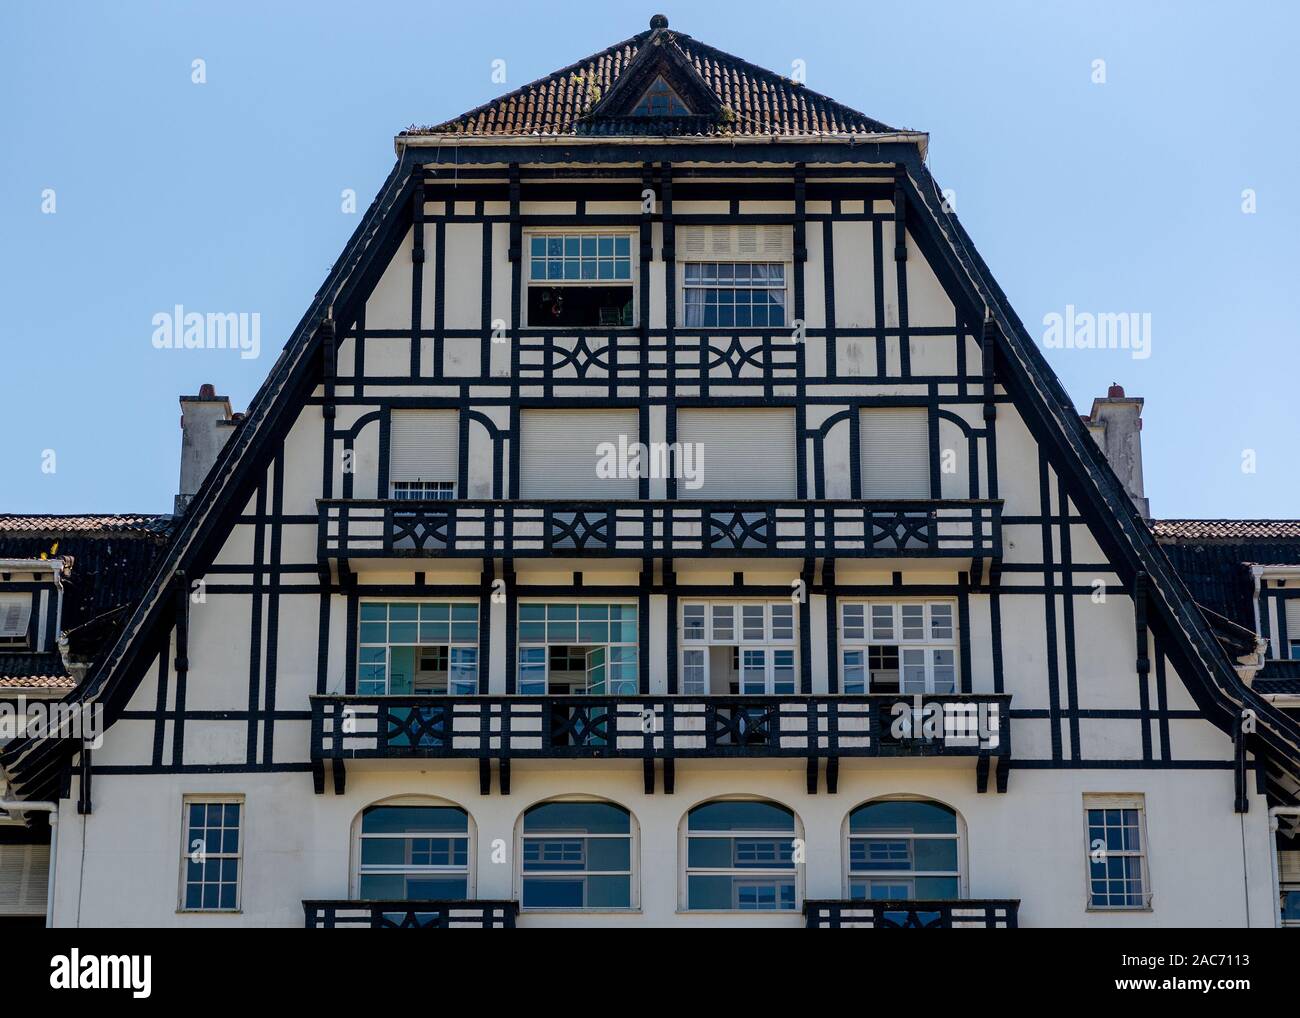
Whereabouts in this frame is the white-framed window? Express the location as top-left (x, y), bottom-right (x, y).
top-left (518, 799), bottom-right (636, 911)
top-left (180, 796), bottom-right (243, 912)
top-left (846, 798), bottom-right (963, 900)
top-left (354, 801), bottom-right (472, 900)
top-left (517, 602), bottom-right (638, 695)
top-left (526, 231), bottom-right (635, 327)
top-left (0, 594), bottom-right (33, 648)
top-left (1084, 794), bottom-right (1151, 910)
top-left (683, 799), bottom-right (800, 912)
top-left (1284, 598), bottom-right (1300, 660)
top-left (680, 600), bottom-right (797, 695)
top-left (682, 262), bottom-right (787, 328)
top-left (392, 480), bottom-right (454, 501)
top-left (839, 600), bottom-right (956, 694)
top-left (358, 601), bottom-right (479, 696)
top-left (389, 409), bottom-right (457, 500)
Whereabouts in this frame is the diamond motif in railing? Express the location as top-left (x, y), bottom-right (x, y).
top-left (704, 337), bottom-right (766, 378)
top-left (870, 511), bottom-right (933, 551)
top-left (706, 511), bottom-right (769, 550)
top-left (876, 908), bottom-right (946, 929)
top-left (551, 704), bottom-right (612, 748)
top-left (548, 336), bottom-right (611, 379)
top-left (391, 510), bottom-right (452, 552)
top-left (709, 703), bottom-right (777, 747)
top-left (386, 705), bottom-right (451, 749)
top-left (551, 511), bottom-right (610, 550)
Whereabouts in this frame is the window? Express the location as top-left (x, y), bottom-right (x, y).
top-left (518, 602), bottom-right (637, 694)
top-left (684, 800), bottom-right (799, 911)
top-left (519, 408), bottom-right (640, 499)
top-left (1084, 795), bottom-right (1150, 909)
top-left (0, 594), bottom-right (32, 648)
top-left (631, 76), bottom-right (690, 116)
top-left (180, 797), bottom-right (243, 912)
top-left (846, 799), bottom-right (962, 900)
top-left (355, 803), bottom-right (471, 900)
top-left (392, 480), bottom-right (454, 501)
top-left (389, 409), bottom-right (457, 500)
top-left (527, 233), bottom-right (634, 327)
top-left (680, 601), bottom-right (797, 695)
top-left (520, 800), bottom-right (634, 910)
top-left (358, 601), bottom-right (479, 696)
top-left (683, 263), bottom-right (786, 328)
top-left (675, 408), bottom-right (797, 499)
top-left (860, 407), bottom-right (930, 499)
top-left (1285, 599), bottom-right (1300, 660)
top-left (840, 601), bottom-right (956, 694)
top-left (1281, 850), bottom-right (1300, 927)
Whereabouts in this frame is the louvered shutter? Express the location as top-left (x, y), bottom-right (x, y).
top-left (0, 595), bottom-right (32, 640)
top-left (0, 844), bottom-right (49, 917)
top-left (677, 225), bottom-right (794, 260)
top-left (676, 409), bottom-right (796, 499)
top-left (389, 410), bottom-right (458, 492)
top-left (520, 409), bottom-right (639, 498)
top-left (861, 408), bottom-right (931, 498)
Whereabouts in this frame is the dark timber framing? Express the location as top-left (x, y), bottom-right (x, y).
top-left (6, 137), bottom-right (1298, 822)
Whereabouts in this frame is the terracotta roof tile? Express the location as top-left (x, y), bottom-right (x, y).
top-left (1152, 520), bottom-right (1300, 541)
top-left (407, 23), bottom-right (897, 139)
top-left (0, 514), bottom-right (173, 536)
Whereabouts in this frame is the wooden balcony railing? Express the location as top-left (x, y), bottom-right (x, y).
top-left (303, 899), bottom-right (517, 928)
top-left (310, 693), bottom-right (1011, 795)
top-left (804, 899), bottom-right (1019, 929)
top-left (318, 498), bottom-right (1002, 563)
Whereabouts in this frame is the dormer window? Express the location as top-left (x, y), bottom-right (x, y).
top-left (632, 76), bottom-right (689, 116)
top-left (0, 594), bottom-right (32, 648)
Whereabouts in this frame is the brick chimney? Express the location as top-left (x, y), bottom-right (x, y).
top-left (175, 384), bottom-right (235, 515)
top-left (1084, 383), bottom-right (1149, 519)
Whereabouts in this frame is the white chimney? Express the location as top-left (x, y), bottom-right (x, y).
top-left (175, 383), bottom-right (235, 515)
top-left (1085, 383), bottom-right (1149, 519)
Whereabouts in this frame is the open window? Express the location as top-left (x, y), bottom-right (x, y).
top-left (517, 602), bottom-right (637, 694)
top-left (680, 601), bottom-right (796, 695)
top-left (526, 232), bottom-right (634, 327)
top-left (840, 600), bottom-right (956, 694)
top-left (357, 601), bottom-right (479, 696)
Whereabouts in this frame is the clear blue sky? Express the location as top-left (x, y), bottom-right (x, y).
top-left (2, 1), bottom-right (1296, 518)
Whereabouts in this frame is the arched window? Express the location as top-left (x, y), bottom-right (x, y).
top-left (846, 799), bottom-right (963, 900)
top-left (354, 801), bottom-right (472, 900)
top-left (683, 799), bottom-right (800, 911)
top-left (518, 799), bottom-right (635, 910)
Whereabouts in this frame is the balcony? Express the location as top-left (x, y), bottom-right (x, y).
top-left (318, 499), bottom-right (1002, 568)
top-left (804, 899), bottom-right (1019, 929)
top-left (303, 899), bottom-right (517, 928)
top-left (310, 692), bottom-right (1011, 795)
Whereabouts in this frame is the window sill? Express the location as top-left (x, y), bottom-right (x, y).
top-left (176, 908), bottom-right (243, 915)
top-left (519, 908), bottom-right (641, 915)
top-left (1085, 905), bottom-right (1153, 913)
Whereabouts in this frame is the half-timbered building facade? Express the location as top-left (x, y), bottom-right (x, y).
top-left (4, 15), bottom-right (1299, 928)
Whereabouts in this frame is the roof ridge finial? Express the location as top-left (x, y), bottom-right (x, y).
top-left (650, 14), bottom-right (668, 30)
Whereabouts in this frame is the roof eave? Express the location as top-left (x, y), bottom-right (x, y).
top-left (396, 130), bottom-right (929, 159)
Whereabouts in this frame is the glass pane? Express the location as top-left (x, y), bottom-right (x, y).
top-left (361, 805), bottom-right (469, 834)
top-left (523, 801), bottom-right (630, 834)
top-left (850, 800), bottom-right (957, 835)
top-left (688, 800), bottom-right (795, 832)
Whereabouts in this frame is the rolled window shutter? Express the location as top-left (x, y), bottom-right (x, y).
top-left (676, 408), bottom-right (796, 499)
top-left (1285, 600), bottom-right (1300, 653)
top-left (677, 225), bottom-right (793, 260)
top-left (0, 844), bottom-right (49, 917)
top-left (861, 408), bottom-right (930, 498)
top-left (520, 410), bottom-right (639, 498)
top-left (389, 411), bottom-right (459, 491)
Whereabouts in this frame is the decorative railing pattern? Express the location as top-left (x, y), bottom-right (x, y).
top-left (517, 332), bottom-right (802, 382)
top-left (804, 899), bottom-right (1019, 929)
top-left (303, 900), bottom-right (518, 928)
top-left (310, 693), bottom-right (1009, 762)
top-left (318, 499), bottom-right (1002, 561)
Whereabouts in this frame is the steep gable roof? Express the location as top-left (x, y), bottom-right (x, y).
top-left (4, 28), bottom-right (1298, 812)
top-left (406, 16), bottom-right (899, 138)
